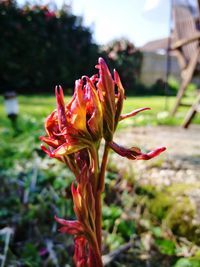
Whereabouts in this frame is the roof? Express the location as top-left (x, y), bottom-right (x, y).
top-left (140, 37), bottom-right (170, 52)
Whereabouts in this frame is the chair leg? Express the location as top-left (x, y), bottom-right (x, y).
top-left (170, 48), bottom-right (200, 116)
top-left (182, 93), bottom-right (200, 128)
top-left (171, 78), bottom-right (189, 116)
top-left (183, 108), bottom-right (197, 128)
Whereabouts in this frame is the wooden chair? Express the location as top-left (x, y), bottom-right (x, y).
top-left (170, 6), bottom-right (200, 116)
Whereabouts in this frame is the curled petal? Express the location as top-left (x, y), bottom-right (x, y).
top-left (120, 107), bottom-right (150, 121)
top-left (135, 147), bottom-right (166, 160)
top-left (39, 136), bottom-right (60, 148)
top-left (90, 74), bottom-right (98, 84)
top-left (71, 182), bottom-right (88, 223)
top-left (71, 182), bottom-right (82, 211)
top-left (45, 111), bottom-right (59, 136)
top-left (114, 69), bottom-right (125, 128)
top-left (67, 79), bottom-right (87, 133)
top-left (114, 69), bottom-right (124, 93)
top-left (82, 76), bottom-right (103, 140)
top-left (40, 144), bottom-right (55, 157)
top-left (53, 140), bottom-right (88, 157)
top-left (55, 85), bottom-right (67, 131)
top-left (40, 144), bottom-right (63, 162)
top-left (96, 58), bottom-right (115, 104)
top-left (109, 141), bottom-right (166, 160)
top-left (96, 57), bottom-right (115, 141)
top-left (54, 216), bottom-right (84, 235)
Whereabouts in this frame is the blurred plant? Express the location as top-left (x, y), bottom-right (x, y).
top-left (40, 58), bottom-right (166, 266)
top-left (0, 0), bottom-right (98, 94)
top-left (101, 39), bottom-right (143, 95)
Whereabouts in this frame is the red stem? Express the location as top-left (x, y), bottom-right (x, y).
top-left (86, 143), bottom-right (110, 266)
top-left (95, 191), bottom-right (102, 251)
top-left (95, 143), bottom-right (110, 251)
top-left (98, 143), bottom-right (109, 192)
top-left (88, 243), bottom-right (103, 267)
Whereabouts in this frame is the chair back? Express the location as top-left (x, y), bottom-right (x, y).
top-left (173, 6), bottom-right (199, 61)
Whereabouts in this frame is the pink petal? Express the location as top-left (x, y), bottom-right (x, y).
top-left (135, 147), bottom-right (166, 160)
top-left (55, 85), bottom-right (67, 131)
top-left (109, 141), bottom-right (166, 160)
top-left (54, 216), bottom-right (84, 235)
top-left (40, 144), bottom-right (54, 157)
top-left (114, 69), bottom-right (125, 128)
top-left (39, 136), bottom-right (60, 148)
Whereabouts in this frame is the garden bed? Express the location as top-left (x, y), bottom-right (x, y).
top-left (104, 125), bottom-right (200, 266)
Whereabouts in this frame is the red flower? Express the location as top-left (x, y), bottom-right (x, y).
top-left (41, 58), bottom-right (164, 163)
top-left (41, 57), bottom-right (166, 267)
top-left (40, 82), bottom-right (103, 160)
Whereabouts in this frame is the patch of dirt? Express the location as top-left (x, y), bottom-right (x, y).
top-left (113, 125), bottom-right (200, 229)
top-left (116, 125), bottom-right (200, 157)
top-left (114, 125), bottom-right (200, 186)
top-left (106, 125), bottom-right (200, 266)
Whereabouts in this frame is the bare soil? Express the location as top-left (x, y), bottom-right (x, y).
top-left (106, 126), bottom-right (200, 266)
top-left (114, 125), bottom-right (200, 186)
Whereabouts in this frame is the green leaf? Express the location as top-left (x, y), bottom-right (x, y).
top-left (103, 205), bottom-right (122, 220)
top-left (117, 220), bottom-right (136, 238)
top-left (174, 258), bottom-right (200, 267)
top-left (106, 233), bottom-right (124, 251)
top-left (155, 238), bottom-right (176, 255)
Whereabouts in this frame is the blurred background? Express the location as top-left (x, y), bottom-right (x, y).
top-left (0, 0), bottom-right (200, 266)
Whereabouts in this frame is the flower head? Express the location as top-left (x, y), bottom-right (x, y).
top-left (40, 81), bottom-right (103, 160)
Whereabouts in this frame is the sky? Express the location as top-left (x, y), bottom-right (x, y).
top-left (17, 0), bottom-right (174, 47)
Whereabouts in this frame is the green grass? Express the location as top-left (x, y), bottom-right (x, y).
top-left (1, 95), bottom-right (199, 128)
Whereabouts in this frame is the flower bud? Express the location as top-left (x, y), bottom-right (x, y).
top-left (96, 57), bottom-right (115, 141)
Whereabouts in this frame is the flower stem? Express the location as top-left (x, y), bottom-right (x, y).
top-left (98, 143), bottom-right (109, 192)
top-left (95, 191), bottom-right (102, 251)
top-left (95, 143), bottom-right (110, 251)
top-left (89, 243), bottom-right (103, 267)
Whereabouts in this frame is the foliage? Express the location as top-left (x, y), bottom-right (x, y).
top-left (174, 258), bottom-right (200, 267)
top-left (147, 184), bottom-right (200, 244)
top-left (0, 0), bottom-right (99, 94)
top-left (101, 39), bottom-right (143, 95)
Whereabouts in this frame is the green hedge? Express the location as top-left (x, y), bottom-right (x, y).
top-left (0, 0), bottom-right (99, 94)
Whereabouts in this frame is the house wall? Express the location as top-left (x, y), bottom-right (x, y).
top-left (140, 51), bottom-right (181, 86)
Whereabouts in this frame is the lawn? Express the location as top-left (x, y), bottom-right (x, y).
top-left (0, 94), bottom-right (200, 267)
top-left (1, 94), bottom-right (200, 127)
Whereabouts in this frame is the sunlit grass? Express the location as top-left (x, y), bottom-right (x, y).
top-left (0, 95), bottom-right (200, 128)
